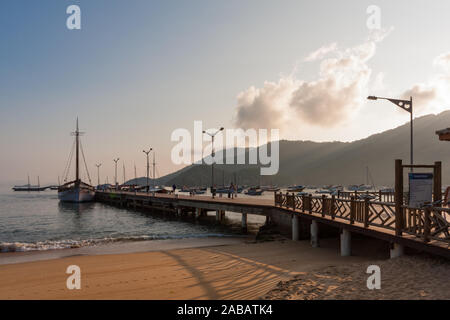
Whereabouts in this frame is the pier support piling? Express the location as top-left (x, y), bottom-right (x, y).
top-left (216, 210), bottom-right (221, 222)
top-left (340, 228), bottom-right (351, 256)
top-left (292, 215), bottom-right (299, 241)
top-left (390, 243), bottom-right (404, 259)
top-left (195, 208), bottom-right (201, 219)
top-left (310, 220), bottom-right (319, 247)
top-left (241, 213), bottom-right (247, 231)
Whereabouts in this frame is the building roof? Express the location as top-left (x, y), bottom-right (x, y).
top-left (436, 128), bottom-right (450, 141)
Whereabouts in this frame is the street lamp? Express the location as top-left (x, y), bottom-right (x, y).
top-left (368, 95), bottom-right (413, 170)
top-left (113, 158), bottom-right (120, 189)
top-left (203, 127), bottom-right (224, 196)
top-left (143, 148), bottom-right (152, 193)
top-left (95, 163), bottom-right (102, 187)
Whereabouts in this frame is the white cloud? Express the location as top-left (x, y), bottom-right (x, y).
top-left (234, 35), bottom-right (379, 131)
top-left (401, 52), bottom-right (450, 115)
top-left (433, 52), bottom-right (450, 71)
top-left (304, 43), bottom-right (337, 62)
top-left (233, 28), bottom-right (450, 136)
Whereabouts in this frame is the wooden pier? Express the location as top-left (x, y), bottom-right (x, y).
top-left (95, 188), bottom-right (450, 259)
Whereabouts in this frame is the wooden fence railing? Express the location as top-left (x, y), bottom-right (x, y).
top-left (274, 192), bottom-right (450, 244)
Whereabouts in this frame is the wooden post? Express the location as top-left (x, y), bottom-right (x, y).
top-left (330, 195), bottom-right (335, 219)
top-left (424, 207), bottom-right (431, 243)
top-left (308, 194), bottom-right (313, 214)
top-left (379, 190), bottom-right (382, 202)
top-left (321, 195), bottom-right (326, 217)
top-left (433, 161), bottom-right (442, 203)
top-left (350, 196), bottom-right (355, 224)
top-left (395, 159), bottom-right (404, 236)
top-left (364, 198), bottom-right (369, 228)
top-left (292, 193), bottom-right (296, 210)
top-left (301, 194), bottom-right (306, 212)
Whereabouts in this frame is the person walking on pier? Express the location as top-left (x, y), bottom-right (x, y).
top-left (211, 185), bottom-right (216, 199)
top-left (172, 184), bottom-right (176, 195)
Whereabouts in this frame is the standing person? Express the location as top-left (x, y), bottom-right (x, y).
top-left (172, 184), bottom-right (176, 195)
top-left (228, 183), bottom-right (232, 198)
top-left (233, 183), bottom-right (238, 199)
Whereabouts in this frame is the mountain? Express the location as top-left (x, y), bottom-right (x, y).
top-left (127, 111), bottom-right (450, 187)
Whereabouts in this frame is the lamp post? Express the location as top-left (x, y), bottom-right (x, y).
top-left (368, 95), bottom-right (413, 171)
top-left (152, 151), bottom-right (156, 188)
top-left (143, 148), bottom-right (152, 193)
top-left (113, 158), bottom-right (120, 189)
top-left (203, 127), bottom-right (224, 196)
top-left (95, 163), bottom-right (102, 187)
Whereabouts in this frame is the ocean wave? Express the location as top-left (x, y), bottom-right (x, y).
top-left (0, 233), bottom-right (236, 253)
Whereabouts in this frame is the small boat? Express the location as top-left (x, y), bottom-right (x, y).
top-left (287, 185), bottom-right (305, 192)
top-left (58, 119), bottom-right (95, 203)
top-left (12, 176), bottom-right (47, 192)
top-left (215, 187), bottom-right (231, 194)
top-left (261, 186), bottom-right (280, 192)
top-left (315, 189), bottom-right (332, 194)
top-left (149, 186), bottom-right (170, 194)
top-left (245, 188), bottom-right (263, 196)
top-left (358, 193), bottom-right (377, 200)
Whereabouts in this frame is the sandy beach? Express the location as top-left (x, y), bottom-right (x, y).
top-left (0, 238), bottom-right (371, 300)
top-left (0, 237), bottom-right (448, 300)
top-left (263, 254), bottom-right (450, 300)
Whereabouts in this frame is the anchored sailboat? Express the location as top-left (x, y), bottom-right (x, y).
top-left (58, 119), bottom-right (95, 202)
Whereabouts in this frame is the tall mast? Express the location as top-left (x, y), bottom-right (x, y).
top-left (75, 118), bottom-right (80, 183)
top-left (27, 174), bottom-right (30, 187)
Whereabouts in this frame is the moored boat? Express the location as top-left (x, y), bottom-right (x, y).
top-left (287, 185), bottom-right (305, 192)
top-left (245, 187), bottom-right (263, 196)
top-left (58, 119), bottom-right (95, 203)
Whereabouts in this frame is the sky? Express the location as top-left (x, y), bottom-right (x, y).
top-left (1, 0), bottom-right (449, 185)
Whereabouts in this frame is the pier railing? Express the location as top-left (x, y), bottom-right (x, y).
top-left (336, 190), bottom-right (400, 203)
top-left (275, 192), bottom-right (450, 244)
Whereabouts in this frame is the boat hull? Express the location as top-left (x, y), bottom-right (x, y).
top-left (58, 187), bottom-right (95, 203)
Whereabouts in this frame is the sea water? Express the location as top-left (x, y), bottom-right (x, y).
top-left (0, 185), bottom-right (265, 253)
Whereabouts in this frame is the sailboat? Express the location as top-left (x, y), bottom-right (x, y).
top-left (58, 119), bottom-right (95, 202)
top-left (12, 175), bottom-right (47, 191)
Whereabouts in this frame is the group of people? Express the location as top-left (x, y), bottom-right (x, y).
top-left (211, 183), bottom-right (238, 199)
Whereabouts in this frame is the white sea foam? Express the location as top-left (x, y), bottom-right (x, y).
top-left (0, 233), bottom-right (236, 253)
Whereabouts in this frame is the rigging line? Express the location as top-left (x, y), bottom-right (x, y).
top-left (62, 139), bottom-right (76, 182)
top-left (64, 147), bottom-right (74, 183)
top-left (62, 139), bottom-right (75, 181)
top-left (79, 140), bottom-right (92, 185)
